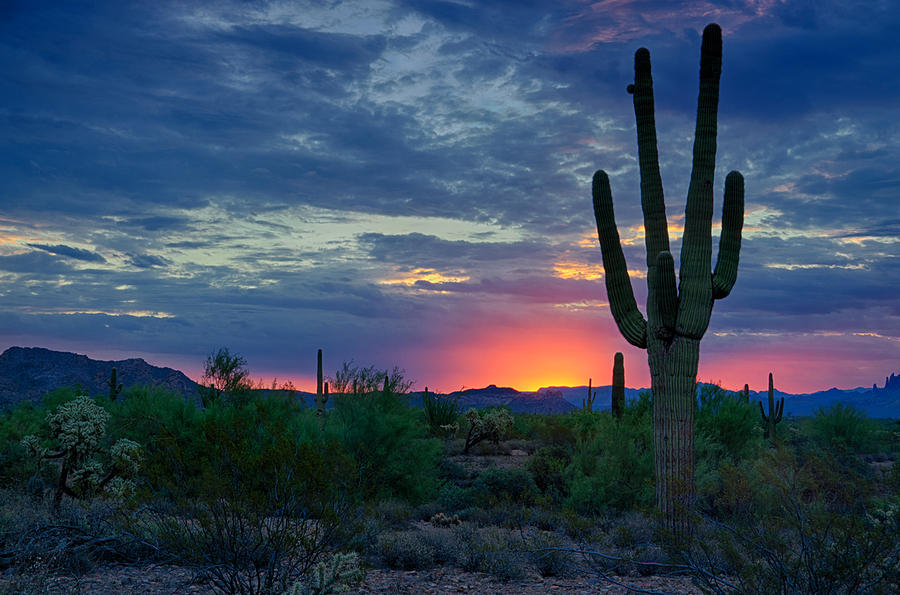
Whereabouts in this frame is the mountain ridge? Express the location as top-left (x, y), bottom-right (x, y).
top-left (0, 346), bottom-right (897, 417)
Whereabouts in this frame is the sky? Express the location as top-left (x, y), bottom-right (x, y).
top-left (1, 0), bottom-right (899, 394)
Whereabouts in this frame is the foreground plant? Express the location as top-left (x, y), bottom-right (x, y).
top-left (591, 23), bottom-right (744, 537)
top-left (21, 396), bottom-right (141, 510)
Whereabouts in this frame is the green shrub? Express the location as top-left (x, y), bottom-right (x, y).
top-left (563, 404), bottom-right (653, 514)
top-left (422, 391), bottom-right (461, 437)
top-left (140, 401), bottom-right (358, 595)
top-left (470, 467), bottom-right (540, 508)
top-left (375, 529), bottom-right (437, 570)
top-left (695, 447), bottom-right (900, 594)
top-left (331, 391), bottom-right (441, 504)
top-left (807, 402), bottom-right (878, 452)
top-left (527, 445), bottom-right (571, 502)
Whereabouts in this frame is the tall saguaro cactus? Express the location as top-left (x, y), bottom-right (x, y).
top-left (759, 372), bottom-right (783, 445)
top-left (316, 349), bottom-right (328, 431)
top-left (591, 23), bottom-right (744, 537)
top-left (584, 378), bottom-right (597, 412)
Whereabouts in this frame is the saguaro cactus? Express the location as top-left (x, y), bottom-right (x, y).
top-left (107, 367), bottom-right (123, 401)
top-left (611, 352), bottom-right (625, 419)
top-left (758, 372), bottom-right (783, 445)
top-left (591, 23), bottom-right (744, 537)
top-left (316, 349), bottom-right (328, 431)
top-left (583, 377), bottom-right (597, 412)
top-left (741, 383), bottom-right (750, 403)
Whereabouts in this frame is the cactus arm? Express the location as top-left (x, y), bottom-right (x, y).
top-left (654, 250), bottom-right (678, 337)
top-left (775, 396), bottom-right (784, 424)
top-left (630, 47), bottom-right (670, 267)
top-left (712, 171), bottom-right (745, 299)
top-left (758, 400), bottom-right (769, 423)
top-left (592, 170), bottom-right (648, 348)
top-left (676, 24), bottom-right (723, 340)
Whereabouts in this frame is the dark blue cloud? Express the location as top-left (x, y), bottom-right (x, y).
top-left (26, 244), bottom-right (105, 262)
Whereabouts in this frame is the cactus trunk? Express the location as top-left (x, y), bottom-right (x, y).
top-left (590, 24), bottom-right (743, 540)
top-left (611, 352), bottom-right (625, 419)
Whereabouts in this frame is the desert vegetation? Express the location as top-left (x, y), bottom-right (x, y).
top-left (0, 354), bottom-right (897, 593)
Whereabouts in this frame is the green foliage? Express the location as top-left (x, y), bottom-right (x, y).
top-left (469, 467), bottom-right (540, 508)
top-left (422, 389), bottom-right (461, 438)
top-left (695, 448), bottom-right (900, 593)
top-left (462, 407), bottom-right (513, 454)
top-left (199, 346), bottom-right (253, 407)
top-left (331, 390), bottom-right (441, 504)
top-left (564, 398), bottom-right (653, 514)
top-left (807, 402), bottom-right (878, 452)
top-left (141, 396), bottom-right (357, 595)
top-left (526, 445), bottom-right (571, 503)
top-left (694, 384), bottom-right (763, 506)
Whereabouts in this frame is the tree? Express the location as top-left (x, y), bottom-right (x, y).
top-left (590, 24), bottom-right (744, 538)
top-left (329, 361), bottom-right (412, 396)
top-left (200, 347), bottom-right (252, 407)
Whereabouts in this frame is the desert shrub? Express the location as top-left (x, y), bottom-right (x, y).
top-left (469, 467), bottom-right (540, 508)
top-left (694, 384), bottom-right (763, 507)
top-left (807, 402), bottom-right (879, 452)
top-left (374, 529), bottom-right (437, 570)
top-left (514, 412), bottom-right (576, 446)
top-left (104, 385), bottom-right (205, 499)
top-left (527, 444), bottom-right (571, 503)
top-left (452, 524), bottom-right (527, 581)
top-left (0, 488), bottom-right (159, 584)
top-left (141, 404), bottom-right (358, 595)
top-left (422, 391), bottom-right (461, 437)
top-left (695, 383), bottom-right (761, 461)
top-left (692, 447), bottom-right (900, 594)
top-left (564, 404), bottom-right (653, 514)
top-left (331, 390), bottom-right (441, 504)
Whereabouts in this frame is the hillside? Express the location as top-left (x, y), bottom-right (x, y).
top-left (0, 347), bottom-right (199, 409)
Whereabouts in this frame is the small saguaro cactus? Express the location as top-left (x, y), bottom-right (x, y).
top-left (741, 383), bottom-right (750, 403)
top-left (591, 24), bottom-right (744, 537)
top-left (583, 378), bottom-right (597, 412)
top-left (316, 349), bottom-right (328, 431)
top-left (611, 352), bottom-right (625, 419)
top-left (107, 367), bottom-right (123, 401)
top-left (758, 372), bottom-right (784, 444)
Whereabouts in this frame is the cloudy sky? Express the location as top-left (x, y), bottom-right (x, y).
top-left (2, 0), bottom-right (898, 394)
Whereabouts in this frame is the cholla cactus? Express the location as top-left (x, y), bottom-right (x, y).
top-left (283, 552), bottom-right (365, 595)
top-left (21, 396), bottom-right (142, 510)
top-left (463, 408), bottom-right (513, 454)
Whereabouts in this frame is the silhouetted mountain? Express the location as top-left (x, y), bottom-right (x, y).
top-left (1, 346), bottom-right (897, 418)
top-left (0, 347), bottom-right (199, 409)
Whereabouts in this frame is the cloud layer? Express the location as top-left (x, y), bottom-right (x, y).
top-left (1, 0), bottom-right (899, 393)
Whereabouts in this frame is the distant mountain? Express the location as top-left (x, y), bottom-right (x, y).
top-left (0, 346), bottom-right (199, 409)
top-left (1, 346), bottom-right (897, 418)
top-left (436, 384), bottom-right (574, 414)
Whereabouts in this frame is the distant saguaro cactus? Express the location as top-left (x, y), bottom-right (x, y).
top-left (316, 349), bottom-right (328, 431)
top-left (611, 352), bottom-right (625, 419)
top-left (758, 372), bottom-right (784, 445)
top-left (591, 24), bottom-right (744, 537)
top-left (107, 367), bottom-right (123, 401)
top-left (742, 383), bottom-right (750, 403)
top-left (583, 377), bottom-right (597, 412)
